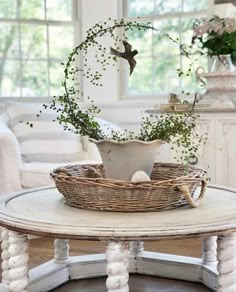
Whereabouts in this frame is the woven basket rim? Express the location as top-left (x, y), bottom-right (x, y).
top-left (50, 162), bottom-right (206, 186)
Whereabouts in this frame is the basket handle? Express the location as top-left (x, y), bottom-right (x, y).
top-left (177, 180), bottom-right (207, 208)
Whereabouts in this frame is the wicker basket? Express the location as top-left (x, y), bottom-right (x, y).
top-left (50, 163), bottom-right (207, 212)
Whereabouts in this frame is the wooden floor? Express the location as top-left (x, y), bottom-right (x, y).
top-left (28, 237), bottom-right (203, 268)
top-left (26, 237), bottom-right (212, 291)
top-left (52, 275), bottom-right (211, 292)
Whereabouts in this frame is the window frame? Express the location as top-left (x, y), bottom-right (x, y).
top-left (0, 0), bottom-right (81, 101)
top-left (120, 0), bottom-right (214, 101)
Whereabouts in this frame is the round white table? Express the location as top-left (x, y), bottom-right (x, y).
top-left (0, 185), bottom-right (236, 292)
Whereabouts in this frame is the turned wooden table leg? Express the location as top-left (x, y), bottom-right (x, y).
top-left (202, 236), bottom-right (217, 266)
top-left (217, 233), bottom-right (236, 292)
top-left (106, 241), bottom-right (129, 292)
top-left (54, 239), bottom-right (69, 263)
top-left (8, 231), bottom-right (29, 292)
top-left (1, 228), bottom-right (10, 290)
top-left (129, 241), bottom-right (144, 256)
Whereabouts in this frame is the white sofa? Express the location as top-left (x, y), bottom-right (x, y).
top-left (0, 111), bottom-right (108, 195)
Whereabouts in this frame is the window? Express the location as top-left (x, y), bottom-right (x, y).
top-left (0, 0), bottom-right (78, 98)
top-left (123, 0), bottom-right (213, 99)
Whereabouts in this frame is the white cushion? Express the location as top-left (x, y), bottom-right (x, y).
top-left (94, 117), bottom-right (124, 137)
top-left (5, 102), bottom-right (88, 163)
top-left (21, 160), bottom-right (101, 189)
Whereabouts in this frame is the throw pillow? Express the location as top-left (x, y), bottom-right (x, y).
top-left (5, 102), bottom-right (88, 163)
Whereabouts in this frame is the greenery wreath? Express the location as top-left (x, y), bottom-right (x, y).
top-left (41, 18), bottom-right (206, 163)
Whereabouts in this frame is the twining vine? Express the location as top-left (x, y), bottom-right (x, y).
top-left (42, 18), bottom-right (206, 163)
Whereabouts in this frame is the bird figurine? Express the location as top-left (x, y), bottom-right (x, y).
top-left (110, 40), bottom-right (138, 76)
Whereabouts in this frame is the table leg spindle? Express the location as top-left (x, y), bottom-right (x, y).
top-left (54, 239), bottom-right (69, 263)
top-left (1, 228), bottom-right (10, 290)
top-left (202, 236), bottom-right (217, 266)
top-left (129, 241), bottom-right (144, 256)
top-left (8, 231), bottom-right (29, 292)
top-left (106, 241), bottom-right (129, 292)
top-left (217, 233), bottom-right (236, 292)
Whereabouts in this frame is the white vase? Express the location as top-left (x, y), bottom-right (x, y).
top-left (89, 139), bottom-right (164, 181)
top-left (211, 54), bottom-right (236, 73)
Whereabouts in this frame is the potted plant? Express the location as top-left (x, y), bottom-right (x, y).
top-left (44, 18), bottom-right (205, 181)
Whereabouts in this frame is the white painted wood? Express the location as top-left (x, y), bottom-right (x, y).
top-left (128, 169), bottom-right (148, 265)
top-left (68, 254), bottom-right (107, 279)
top-left (217, 233), bottom-right (236, 292)
top-left (106, 241), bottom-right (129, 292)
top-left (1, 252), bottom-right (221, 292)
top-left (2, 186), bottom-right (236, 291)
top-left (29, 261), bottom-right (69, 292)
top-left (8, 231), bottom-right (29, 292)
top-left (129, 242), bottom-right (144, 256)
top-left (202, 236), bottom-right (217, 266)
top-left (215, 118), bottom-right (236, 188)
top-left (202, 265), bottom-right (218, 291)
top-left (1, 228), bottom-right (10, 290)
top-left (137, 251), bottom-right (203, 281)
top-left (146, 110), bottom-right (236, 188)
top-left (1, 186), bottom-right (236, 240)
top-left (54, 239), bottom-right (69, 263)
top-left (129, 242), bottom-right (144, 274)
top-left (195, 119), bottom-right (215, 182)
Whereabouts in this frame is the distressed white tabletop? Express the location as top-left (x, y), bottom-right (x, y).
top-left (0, 186), bottom-right (236, 240)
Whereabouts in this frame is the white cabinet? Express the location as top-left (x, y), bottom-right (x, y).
top-left (190, 112), bottom-right (236, 188)
top-left (169, 117), bottom-right (215, 183)
top-left (215, 117), bottom-right (236, 187)
top-left (195, 118), bottom-right (215, 183)
top-left (147, 110), bottom-right (236, 188)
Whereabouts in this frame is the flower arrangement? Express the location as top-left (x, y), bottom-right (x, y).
top-left (192, 16), bottom-right (236, 59)
top-left (41, 18), bottom-right (206, 164)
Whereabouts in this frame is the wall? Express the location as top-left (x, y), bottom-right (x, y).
top-left (80, 0), bottom-right (120, 104)
top-left (214, 2), bottom-right (236, 16)
top-left (1, 0), bottom-right (233, 132)
top-left (80, 0), bottom-right (159, 131)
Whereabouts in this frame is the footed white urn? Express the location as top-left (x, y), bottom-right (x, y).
top-left (195, 58), bottom-right (236, 108)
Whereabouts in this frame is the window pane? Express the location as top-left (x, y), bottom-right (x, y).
top-left (183, 0), bottom-right (207, 12)
top-left (127, 27), bottom-right (152, 57)
top-left (181, 54), bottom-right (208, 93)
top-left (22, 61), bottom-right (49, 97)
top-left (153, 19), bottom-right (179, 56)
top-left (46, 0), bottom-right (72, 21)
top-left (154, 55), bottom-right (180, 93)
top-left (125, 0), bottom-right (209, 97)
top-left (21, 24), bottom-right (47, 59)
top-left (128, 0), bottom-right (154, 17)
top-left (0, 0), bottom-right (17, 18)
top-left (1, 60), bottom-right (20, 97)
top-left (180, 17), bottom-right (196, 46)
top-left (0, 23), bottom-right (19, 58)
top-left (155, 0), bottom-right (181, 14)
top-left (128, 57), bottom-right (154, 95)
top-left (49, 61), bottom-right (65, 96)
top-left (19, 0), bottom-right (45, 20)
top-left (49, 25), bottom-right (73, 60)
